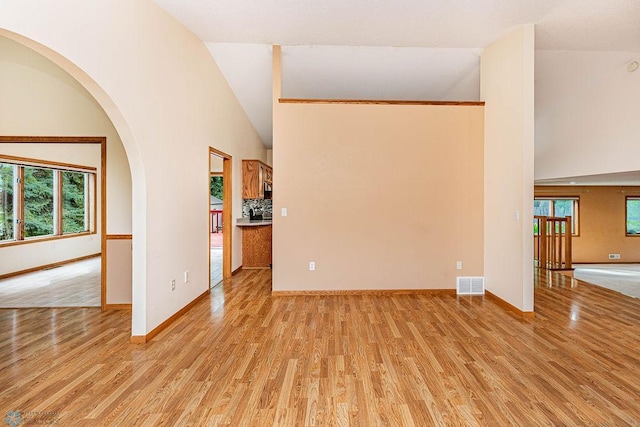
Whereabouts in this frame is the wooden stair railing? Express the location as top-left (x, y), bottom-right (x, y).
top-left (534, 215), bottom-right (573, 271)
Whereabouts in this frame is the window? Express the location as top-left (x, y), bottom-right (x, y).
top-left (534, 197), bottom-right (579, 235)
top-left (62, 171), bottom-right (88, 234)
top-left (0, 157), bottom-right (95, 244)
top-left (626, 197), bottom-right (640, 236)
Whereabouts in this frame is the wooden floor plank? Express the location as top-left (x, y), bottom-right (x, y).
top-left (1, 268), bottom-right (640, 425)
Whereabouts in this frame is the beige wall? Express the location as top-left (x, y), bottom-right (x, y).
top-left (481, 25), bottom-right (535, 312)
top-left (106, 238), bottom-right (132, 304)
top-left (272, 102), bottom-right (484, 291)
top-left (535, 186), bottom-right (640, 263)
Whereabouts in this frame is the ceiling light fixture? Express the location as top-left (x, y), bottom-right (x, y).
top-left (628, 61), bottom-right (639, 72)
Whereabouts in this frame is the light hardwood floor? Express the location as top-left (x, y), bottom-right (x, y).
top-left (210, 248), bottom-right (222, 288)
top-left (1, 269), bottom-right (639, 425)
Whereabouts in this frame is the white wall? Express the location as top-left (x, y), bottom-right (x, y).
top-left (0, 0), bottom-right (265, 335)
top-left (0, 36), bottom-right (132, 283)
top-left (481, 25), bottom-right (535, 312)
top-left (0, 36), bottom-right (132, 233)
top-left (535, 50), bottom-right (640, 180)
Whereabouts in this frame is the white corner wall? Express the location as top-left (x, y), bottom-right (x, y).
top-left (0, 0), bottom-right (265, 336)
top-left (481, 25), bottom-right (535, 312)
top-left (535, 50), bottom-right (640, 180)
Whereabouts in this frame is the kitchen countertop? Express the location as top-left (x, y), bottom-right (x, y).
top-left (236, 218), bottom-right (273, 227)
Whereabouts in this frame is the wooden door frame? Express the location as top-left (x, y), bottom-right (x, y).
top-left (0, 136), bottom-right (107, 308)
top-left (209, 147), bottom-right (232, 279)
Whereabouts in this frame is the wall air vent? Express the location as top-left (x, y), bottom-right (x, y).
top-left (456, 276), bottom-right (485, 295)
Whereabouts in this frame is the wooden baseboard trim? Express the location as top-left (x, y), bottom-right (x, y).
top-left (485, 291), bottom-right (535, 319)
top-left (105, 304), bottom-right (131, 310)
top-left (279, 98), bottom-right (485, 106)
top-left (130, 288), bottom-right (210, 344)
top-left (130, 335), bottom-right (146, 344)
top-left (0, 253), bottom-right (101, 281)
top-left (232, 265), bottom-right (243, 275)
top-left (271, 289), bottom-right (457, 297)
top-left (106, 234), bottom-right (132, 240)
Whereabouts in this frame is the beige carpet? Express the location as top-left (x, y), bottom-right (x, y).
top-left (571, 264), bottom-right (640, 299)
top-left (0, 257), bottom-right (101, 308)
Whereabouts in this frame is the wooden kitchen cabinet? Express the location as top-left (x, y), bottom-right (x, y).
top-left (241, 225), bottom-right (272, 268)
top-left (242, 160), bottom-right (272, 199)
top-left (264, 166), bottom-right (272, 184)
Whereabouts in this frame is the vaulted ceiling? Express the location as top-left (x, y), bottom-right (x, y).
top-left (154, 0), bottom-right (640, 156)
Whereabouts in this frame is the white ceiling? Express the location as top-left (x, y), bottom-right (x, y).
top-left (156, 0), bottom-right (640, 50)
top-left (155, 0), bottom-right (640, 177)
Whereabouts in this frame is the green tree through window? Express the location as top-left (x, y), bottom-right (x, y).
top-left (0, 158), bottom-right (95, 243)
top-left (210, 176), bottom-right (223, 200)
top-left (626, 197), bottom-right (640, 235)
top-left (24, 167), bottom-right (54, 238)
top-left (62, 171), bottom-right (87, 233)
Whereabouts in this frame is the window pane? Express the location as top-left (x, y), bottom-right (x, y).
top-left (553, 200), bottom-right (573, 218)
top-left (62, 171), bottom-right (87, 233)
top-left (24, 167), bottom-right (54, 238)
top-left (533, 200), bottom-right (551, 216)
top-left (0, 163), bottom-right (15, 241)
top-left (554, 200), bottom-right (575, 233)
top-left (627, 199), bottom-right (640, 235)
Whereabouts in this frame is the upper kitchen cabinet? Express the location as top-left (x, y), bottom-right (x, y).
top-left (242, 160), bottom-right (273, 199)
top-left (264, 165), bottom-right (272, 184)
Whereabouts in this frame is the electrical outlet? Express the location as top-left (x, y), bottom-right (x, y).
top-left (309, 261), bottom-right (315, 271)
top-left (184, 271), bottom-right (189, 283)
top-left (456, 261), bottom-right (462, 270)
top-left (281, 207), bottom-right (288, 217)
top-left (171, 279), bottom-right (176, 291)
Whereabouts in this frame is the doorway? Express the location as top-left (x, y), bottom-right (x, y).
top-left (209, 148), bottom-right (232, 288)
top-left (0, 136), bottom-right (106, 308)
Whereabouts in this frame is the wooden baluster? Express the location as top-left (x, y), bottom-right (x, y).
top-left (565, 215), bottom-right (572, 270)
top-left (550, 219), bottom-right (556, 269)
top-left (534, 216), bottom-right (575, 271)
top-left (539, 217), bottom-right (547, 270)
top-left (558, 219), bottom-right (563, 270)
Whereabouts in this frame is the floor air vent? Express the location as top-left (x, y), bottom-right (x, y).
top-left (456, 277), bottom-right (485, 295)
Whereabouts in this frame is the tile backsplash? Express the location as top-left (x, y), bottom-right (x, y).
top-left (242, 199), bottom-right (273, 217)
